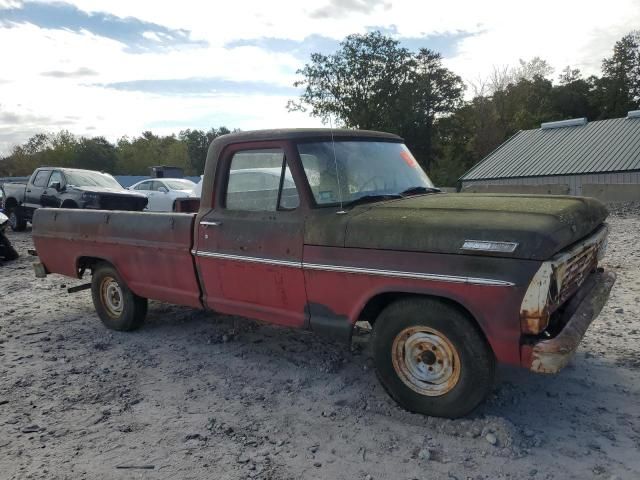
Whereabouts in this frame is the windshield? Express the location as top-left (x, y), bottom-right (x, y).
top-left (65, 171), bottom-right (123, 189)
top-left (164, 179), bottom-right (195, 190)
top-left (297, 141), bottom-right (434, 206)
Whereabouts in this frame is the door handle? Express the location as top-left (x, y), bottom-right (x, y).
top-left (200, 220), bottom-right (222, 227)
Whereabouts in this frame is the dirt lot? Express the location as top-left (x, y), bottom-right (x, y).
top-left (1, 209), bottom-right (639, 480)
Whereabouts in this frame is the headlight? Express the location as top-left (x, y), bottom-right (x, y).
top-left (81, 192), bottom-right (101, 205)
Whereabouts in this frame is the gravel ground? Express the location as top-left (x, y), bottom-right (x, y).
top-left (0, 211), bottom-right (639, 480)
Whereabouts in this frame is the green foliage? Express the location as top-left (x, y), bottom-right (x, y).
top-left (290, 30), bottom-right (640, 186)
top-left (178, 127), bottom-right (233, 173)
top-left (0, 127), bottom-right (235, 177)
top-left (2, 31), bottom-right (639, 187)
top-left (288, 32), bottom-right (465, 171)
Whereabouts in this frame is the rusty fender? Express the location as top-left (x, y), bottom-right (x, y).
top-left (525, 270), bottom-right (616, 374)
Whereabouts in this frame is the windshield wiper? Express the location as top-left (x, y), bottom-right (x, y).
top-left (346, 194), bottom-right (403, 208)
top-left (399, 186), bottom-right (441, 196)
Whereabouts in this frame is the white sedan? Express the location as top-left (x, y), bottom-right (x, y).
top-left (128, 178), bottom-right (196, 211)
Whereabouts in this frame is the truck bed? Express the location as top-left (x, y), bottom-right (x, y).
top-left (32, 209), bottom-right (202, 308)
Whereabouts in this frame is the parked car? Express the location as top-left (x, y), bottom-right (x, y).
top-left (191, 169), bottom-right (294, 200)
top-left (32, 129), bottom-right (615, 418)
top-left (128, 178), bottom-right (196, 211)
top-left (3, 167), bottom-right (148, 231)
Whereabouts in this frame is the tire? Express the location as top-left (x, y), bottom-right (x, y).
top-left (0, 233), bottom-right (19, 260)
top-left (8, 209), bottom-right (27, 232)
top-left (91, 263), bottom-right (147, 331)
top-left (61, 201), bottom-right (78, 209)
top-left (371, 297), bottom-right (495, 418)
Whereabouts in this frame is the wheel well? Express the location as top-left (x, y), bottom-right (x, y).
top-left (61, 200), bottom-right (78, 208)
top-left (359, 292), bottom-right (479, 331)
top-left (4, 197), bottom-right (18, 209)
top-left (76, 256), bottom-right (111, 278)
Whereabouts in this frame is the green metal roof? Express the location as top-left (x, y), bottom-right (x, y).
top-left (460, 116), bottom-right (640, 181)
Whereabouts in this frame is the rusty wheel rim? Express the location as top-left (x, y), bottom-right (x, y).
top-left (100, 276), bottom-right (123, 318)
top-left (391, 326), bottom-right (461, 396)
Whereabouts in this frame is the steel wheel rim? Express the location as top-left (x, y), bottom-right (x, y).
top-left (9, 212), bottom-right (17, 229)
top-left (100, 276), bottom-right (124, 318)
top-left (391, 326), bottom-right (461, 396)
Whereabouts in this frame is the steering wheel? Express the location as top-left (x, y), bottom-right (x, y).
top-left (357, 176), bottom-right (386, 193)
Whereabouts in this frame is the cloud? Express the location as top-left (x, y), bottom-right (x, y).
top-left (99, 78), bottom-right (297, 96)
top-left (226, 35), bottom-right (340, 60)
top-left (0, 1), bottom-right (205, 52)
top-left (0, 0), bottom-right (639, 156)
top-left (0, 107), bottom-right (77, 154)
top-left (310, 0), bottom-right (391, 19)
top-left (41, 67), bottom-right (98, 78)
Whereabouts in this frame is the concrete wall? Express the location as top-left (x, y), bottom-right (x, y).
top-left (461, 171), bottom-right (640, 196)
top-left (582, 184), bottom-right (640, 202)
top-left (461, 183), bottom-right (570, 195)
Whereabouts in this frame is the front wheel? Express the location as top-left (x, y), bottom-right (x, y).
top-left (8, 209), bottom-right (27, 232)
top-left (371, 298), bottom-right (495, 418)
top-left (91, 264), bottom-right (147, 331)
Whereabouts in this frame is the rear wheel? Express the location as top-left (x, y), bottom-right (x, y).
top-left (371, 297), bottom-right (495, 418)
top-left (91, 264), bottom-right (147, 331)
top-left (8, 209), bottom-right (27, 232)
top-left (0, 233), bottom-right (19, 260)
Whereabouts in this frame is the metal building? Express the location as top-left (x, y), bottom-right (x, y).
top-left (459, 112), bottom-right (640, 200)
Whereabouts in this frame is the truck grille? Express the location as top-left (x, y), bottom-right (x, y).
top-left (554, 245), bottom-right (598, 306)
top-left (99, 195), bottom-right (146, 211)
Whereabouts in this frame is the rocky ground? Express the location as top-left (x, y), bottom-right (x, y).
top-left (0, 209), bottom-right (639, 480)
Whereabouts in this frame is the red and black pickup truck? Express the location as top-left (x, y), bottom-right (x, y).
top-left (32, 129), bottom-right (615, 418)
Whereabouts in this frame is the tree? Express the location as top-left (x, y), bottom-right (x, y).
top-left (593, 31), bottom-right (640, 118)
top-left (404, 49), bottom-right (465, 170)
top-left (75, 137), bottom-right (118, 173)
top-left (288, 31), bottom-right (464, 171)
top-left (288, 31), bottom-right (414, 131)
top-left (179, 127), bottom-right (232, 174)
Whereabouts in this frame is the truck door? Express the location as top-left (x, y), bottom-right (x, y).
top-left (41, 170), bottom-right (64, 208)
top-left (194, 143), bottom-right (308, 328)
top-left (24, 169), bottom-right (51, 212)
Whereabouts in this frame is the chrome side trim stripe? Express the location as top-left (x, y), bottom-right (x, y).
top-left (192, 250), bottom-right (514, 287)
top-left (194, 250), bottom-right (302, 268)
top-left (302, 262), bottom-right (514, 286)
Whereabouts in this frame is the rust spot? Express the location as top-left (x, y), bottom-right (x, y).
top-left (526, 270), bottom-right (616, 374)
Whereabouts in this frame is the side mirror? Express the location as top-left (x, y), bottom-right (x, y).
top-left (51, 182), bottom-right (62, 191)
top-left (158, 186), bottom-right (168, 193)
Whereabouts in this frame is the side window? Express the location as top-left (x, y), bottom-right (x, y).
top-left (135, 181), bottom-right (151, 191)
top-left (32, 170), bottom-right (51, 187)
top-left (152, 181), bottom-right (167, 192)
top-left (280, 163), bottom-right (300, 210)
top-left (225, 149), bottom-right (299, 211)
top-left (47, 171), bottom-right (63, 188)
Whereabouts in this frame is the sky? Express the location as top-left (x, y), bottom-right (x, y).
top-left (0, 0), bottom-right (638, 155)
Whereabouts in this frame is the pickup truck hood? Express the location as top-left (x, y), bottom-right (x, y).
top-left (311, 193), bottom-right (608, 260)
top-left (71, 186), bottom-right (146, 198)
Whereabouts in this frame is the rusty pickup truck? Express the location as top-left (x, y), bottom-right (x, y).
top-left (32, 129), bottom-right (615, 418)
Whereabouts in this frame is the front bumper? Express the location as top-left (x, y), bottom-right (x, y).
top-left (521, 269), bottom-right (616, 374)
